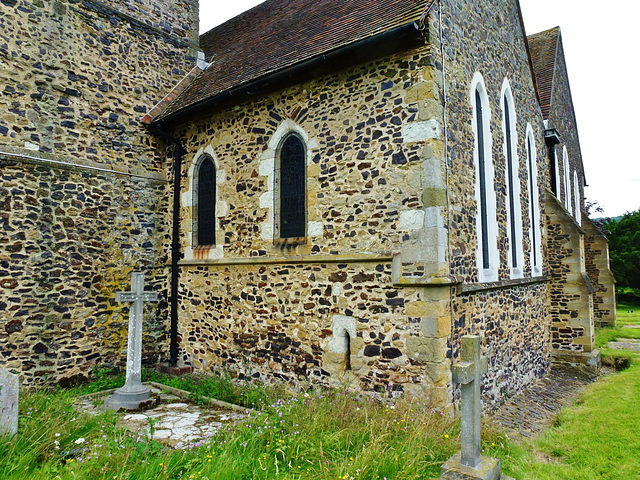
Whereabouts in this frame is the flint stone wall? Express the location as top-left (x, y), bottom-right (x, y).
top-left (433, 0), bottom-right (553, 404)
top-left (546, 195), bottom-right (596, 357)
top-left (173, 41), bottom-right (456, 401)
top-left (545, 35), bottom-right (585, 216)
top-left (0, 0), bottom-right (198, 385)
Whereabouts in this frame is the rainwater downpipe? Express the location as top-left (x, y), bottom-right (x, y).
top-left (156, 122), bottom-right (183, 368)
top-left (437, 0), bottom-right (455, 331)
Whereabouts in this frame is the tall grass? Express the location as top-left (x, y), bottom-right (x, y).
top-left (0, 381), bottom-right (459, 480)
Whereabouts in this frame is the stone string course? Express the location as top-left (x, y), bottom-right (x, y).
top-left (0, 0), bottom-right (198, 385)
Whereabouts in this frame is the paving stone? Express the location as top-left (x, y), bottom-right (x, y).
top-left (74, 384), bottom-right (250, 447)
top-left (608, 340), bottom-right (640, 351)
top-left (491, 365), bottom-right (598, 440)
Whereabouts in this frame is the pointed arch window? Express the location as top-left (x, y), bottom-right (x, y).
top-left (501, 80), bottom-right (524, 278)
top-left (471, 73), bottom-right (498, 283)
top-left (277, 133), bottom-right (306, 239)
top-left (573, 170), bottom-right (582, 225)
top-left (562, 147), bottom-right (572, 214)
top-left (196, 155), bottom-right (216, 246)
top-left (526, 125), bottom-right (542, 276)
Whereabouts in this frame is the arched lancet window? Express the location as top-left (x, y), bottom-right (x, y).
top-left (471, 73), bottom-right (498, 282)
top-left (277, 133), bottom-right (306, 239)
top-left (562, 146), bottom-right (572, 214)
top-left (196, 155), bottom-right (216, 246)
top-left (501, 80), bottom-right (524, 278)
top-left (573, 170), bottom-right (581, 226)
top-left (526, 125), bottom-right (542, 276)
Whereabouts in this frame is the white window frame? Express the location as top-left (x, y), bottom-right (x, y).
top-left (471, 72), bottom-right (499, 283)
top-left (573, 170), bottom-right (582, 225)
top-left (525, 124), bottom-right (542, 277)
top-left (500, 79), bottom-right (524, 279)
top-left (562, 146), bottom-right (572, 214)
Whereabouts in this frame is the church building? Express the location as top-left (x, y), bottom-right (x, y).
top-left (0, 0), bottom-right (615, 407)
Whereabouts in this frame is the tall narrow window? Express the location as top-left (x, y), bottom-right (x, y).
top-left (501, 80), bottom-right (524, 278)
top-left (526, 125), bottom-right (542, 276)
top-left (476, 89), bottom-right (490, 269)
top-left (549, 146), bottom-right (559, 197)
top-left (562, 146), bottom-right (571, 214)
top-left (197, 156), bottom-right (216, 246)
top-left (471, 73), bottom-right (498, 283)
top-left (277, 133), bottom-right (306, 239)
top-left (573, 170), bottom-right (581, 225)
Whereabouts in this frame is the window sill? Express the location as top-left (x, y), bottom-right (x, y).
top-left (273, 237), bottom-right (307, 247)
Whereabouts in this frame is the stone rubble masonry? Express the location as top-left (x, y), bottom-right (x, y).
top-left (582, 216), bottom-right (616, 327)
top-left (546, 193), bottom-right (599, 371)
top-left (173, 36), bottom-right (457, 401)
top-left (0, 0), bottom-right (198, 385)
top-left (433, 0), bottom-right (554, 407)
top-left (545, 32), bottom-right (585, 220)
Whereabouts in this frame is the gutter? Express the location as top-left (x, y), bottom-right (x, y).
top-left (152, 20), bottom-right (427, 127)
top-left (154, 122), bottom-right (183, 368)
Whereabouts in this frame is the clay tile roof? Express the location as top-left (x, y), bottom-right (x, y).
top-left (155, 0), bottom-right (433, 122)
top-left (527, 26), bottom-right (560, 120)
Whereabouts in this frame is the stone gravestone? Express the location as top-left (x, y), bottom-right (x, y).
top-left (441, 335), bottom-right (513, 480)
top-left (104, 272), bottom-right (158, 411)
top-left (0, 368), bottom-right (19, 436)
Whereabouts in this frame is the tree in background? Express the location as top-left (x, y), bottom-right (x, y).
top-left (604, 208), bottom-right (640, 296)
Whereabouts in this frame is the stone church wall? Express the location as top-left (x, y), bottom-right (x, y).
top-left (173, 42), bottom-right (455, 402)
top-left (433, 0), bottom-right (553, 406)
top-left (546, 195), bottom-right (598, 370)
top-left (0, 0), bottom-right (198, 384)
top-left (546, 36), bottom-right (585, 216)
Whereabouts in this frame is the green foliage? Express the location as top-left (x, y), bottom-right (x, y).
top-left (604, 209), bottom-right (640, 292)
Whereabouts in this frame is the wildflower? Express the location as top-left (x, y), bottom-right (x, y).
top-left (55, 433), bottom-right (61, 437)
top-left (444, 434), bottom-right (449, 439)
top-left (75, 438), bottom-right (85, 445)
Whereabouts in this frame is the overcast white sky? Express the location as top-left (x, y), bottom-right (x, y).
top-left (199, 1), bottom-right (639, 218)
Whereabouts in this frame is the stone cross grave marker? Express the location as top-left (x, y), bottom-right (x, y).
top-left (454, 335), bottom-right (488, 468)
top-left (441, 335), bottom-right (510, 480)
top-left (0, 368), bottom-right (19, 436)
top-left (105, 272), bottom-right (158, 411)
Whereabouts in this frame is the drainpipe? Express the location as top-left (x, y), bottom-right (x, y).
top-left (155, 122), bottom-right (183, 367)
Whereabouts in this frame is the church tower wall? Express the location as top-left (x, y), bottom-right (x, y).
top-left (0, 0), bottom-right (198, 385)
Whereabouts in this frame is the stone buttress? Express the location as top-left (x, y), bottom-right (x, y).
top-left (583, 216), bottom-right (616, 327)
top-left (546, 193), bottom-right (600, 371)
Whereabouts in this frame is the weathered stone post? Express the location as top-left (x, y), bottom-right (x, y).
top-left (0, 368), bottom-right (19, 436)
top-left (105, 272), bottom-right (159, 411)
top-left (441, 335), bottom-right (512, 480)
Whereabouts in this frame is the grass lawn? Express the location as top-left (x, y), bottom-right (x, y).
top-left (615, 303), bottom-right (640, 326)
top-left (494, 302), bottom-right (640, 479)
